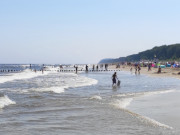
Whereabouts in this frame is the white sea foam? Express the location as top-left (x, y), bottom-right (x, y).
top-left (0, 69), bottom-right (50, 84)
top-left (30, 73), bottom-right (98, 93)
top-left (111, 98), bottom-right (133, 109)
top-left (115, 90), bottom-right (175, 98)
top-left (111, 90), bottom-right (175, 113)
top-left (32, 86), bottom-right (68, 93)
top-left (111, 90), bottom-right (175, 109)
top-left (21, 64), bottom-right (29, 68)
top-left (73, 77), bottom-right (98, 88)
top-left (0, 95), bottom-right (16, 109)
top-left (90, 95), bottom-right (102, 100)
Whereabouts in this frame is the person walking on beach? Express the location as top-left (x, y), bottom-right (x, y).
top-left (112, 72), bottom-right (118, 85)
top-left (138, 65), bottom-right (141, 74)
top-left (148, 63), bottom-right (151, 71)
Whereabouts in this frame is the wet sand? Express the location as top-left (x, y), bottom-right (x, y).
top-left (128, 91), bottom-right (180, 130)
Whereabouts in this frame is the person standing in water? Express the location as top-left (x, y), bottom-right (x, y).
top-left (92, 65), bottom-right (95, 71)
top-left (86, 65), bottom-right (88, 72)
top-left (41, 64), bottom-right (44, 74)
top-left (30, 64), bottom-right (32, 70)
top-left (75, 66), bottom-right (78, 74)
top-left (112, 72), bottom-right (118, 85)
top-left (42, 68), bottom-right (44, 74)
top-left (96, 65), bottom-right (99, 71)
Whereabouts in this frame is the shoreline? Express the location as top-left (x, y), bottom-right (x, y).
top-left (108, 65), bottom-right (180, 130)
top-left (127, 90), bottom-right (180, 130)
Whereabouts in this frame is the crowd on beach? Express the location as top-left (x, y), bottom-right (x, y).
top-left (2, 61), bottom-right (180, 83)
top-left (33, 61), bottom-right (180, 86)
top-left (73, 64), bottom-right (109, 73)
top-left (112, 61), bottom-right (180, 79)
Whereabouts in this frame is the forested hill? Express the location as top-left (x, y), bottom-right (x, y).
top-left (99, 44), bottom-right (180, 63)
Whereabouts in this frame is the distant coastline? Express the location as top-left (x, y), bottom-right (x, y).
top-left (99, 43), bottom-right (180, 64)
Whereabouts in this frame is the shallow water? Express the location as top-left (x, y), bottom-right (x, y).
top-left (0, 65), bottom-right (180, 135)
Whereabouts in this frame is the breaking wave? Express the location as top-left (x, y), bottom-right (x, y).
top-left (0, 94), bottom-right (16, 109)
top-left (114, 90), bottom-right (175, 98)
top-left (30, 74), bottom-right (98, 93)
top-left (0, 69), bottom-right (50, 84)
top-left (31, 86), bottom-right (68, 93)
top-left (111, 98), bottom-right (133, 108)
top-left (90, 95), bottom-right (102, 100)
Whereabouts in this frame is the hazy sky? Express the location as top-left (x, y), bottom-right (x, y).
top-left (0, 0), bottom-right (180, 64)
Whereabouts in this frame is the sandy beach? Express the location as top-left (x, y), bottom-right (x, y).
top-left (109, 65), bottom-right (180, 80)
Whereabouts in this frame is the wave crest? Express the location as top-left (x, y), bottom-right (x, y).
top-left (90, 95), bottom-right (102, 100)
top-left (0, 69), bottom-right (50, 84)
top-left (115, 90), bottom-right (175, 98)
top-left (0, 95), bottom-right (16, 109)
top-left (111, 98), bottom-right (133, 109)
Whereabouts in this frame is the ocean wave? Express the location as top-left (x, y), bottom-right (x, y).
top-left (110, 90), bottom-right (175, 110)
top-left (0, 95), bottom-right (16, 109)
top-left (31, 86), bottom-right (68, 93)
top-left (90, 95), bottom-right (102, 100)
top-left (30, 75), bottom-right (98, 94)
top-left (0, 69), bottom-right (50, 84)
top-left (111, 98), bottom-right (133, 108)
top-left (73, 77), bottom-right (98, 88)
top-left (114, 90), bottom-right (175, 98)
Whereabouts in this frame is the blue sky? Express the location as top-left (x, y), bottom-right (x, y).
top-left (0, 0), bottom-right (180, 64)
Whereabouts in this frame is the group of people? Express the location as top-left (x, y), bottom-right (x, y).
top-left (74, 64), bottom-right (109, 74)
top-left (74, 64), bottom-right (120, 87)
top-left (92, 65), bottom-right (99, 71)
top-left (130, 65), bottom-right (141, 74)
top-left (130, 64), bottom-right (162, 74)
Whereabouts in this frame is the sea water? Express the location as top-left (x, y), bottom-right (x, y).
top-left (0, 64), bottom-right (180, 135)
